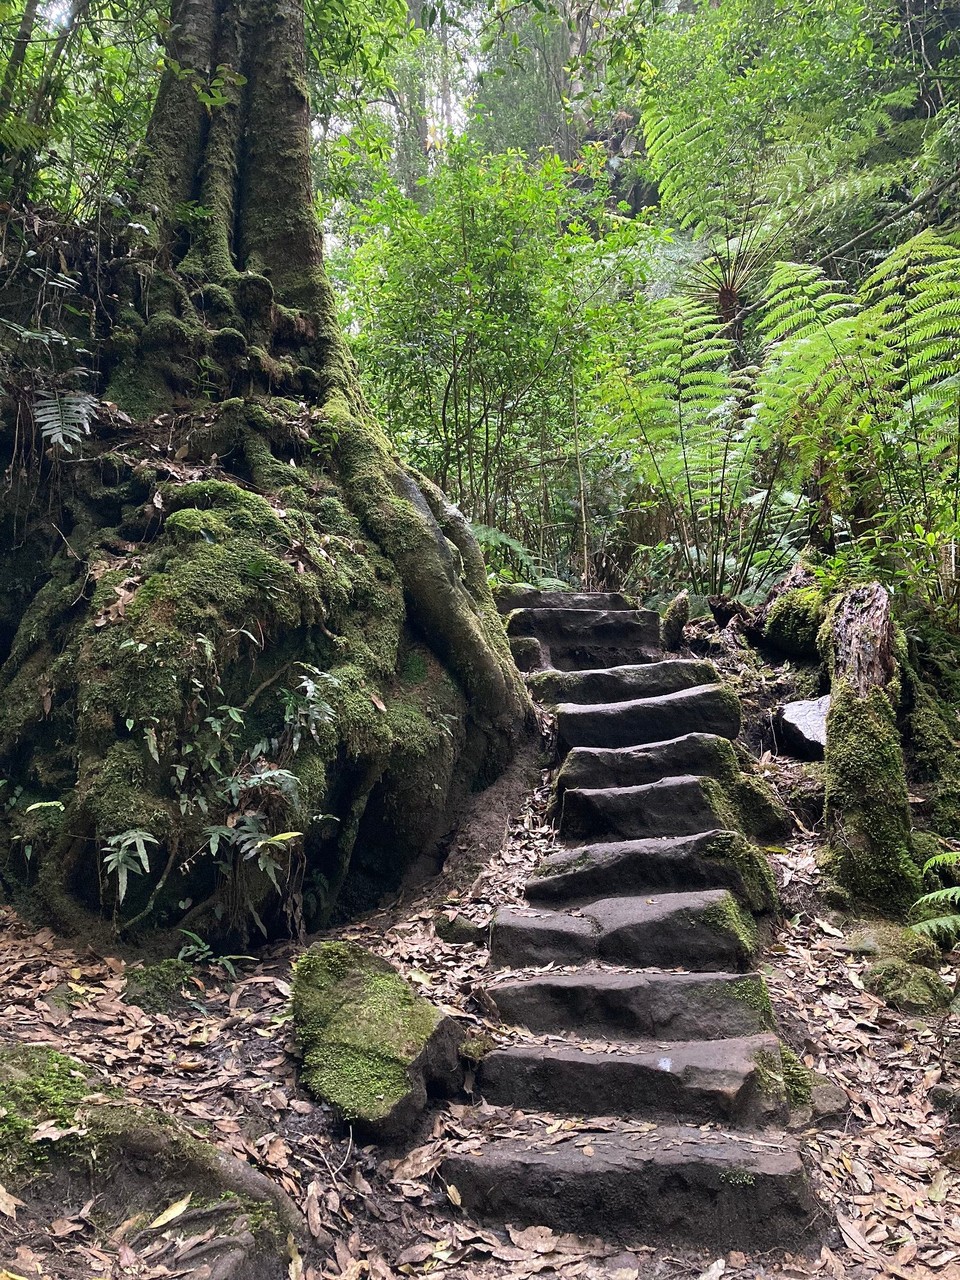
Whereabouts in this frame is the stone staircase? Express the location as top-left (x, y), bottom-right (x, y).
top-left (442, 590), bottom-right (819, 1251)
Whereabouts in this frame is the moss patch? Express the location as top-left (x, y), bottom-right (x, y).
top-left (700, 892), bottom-right (759, 962)
top-left (764, 587), bottom-right (826, 659)
top-left (824, 681), bottom-right (921, 918)
top-left (700, 830), bottom-right (780, 915)
top-left (123, 959), bottom-right (194, 1012)
top-left (290, 941), bottom-right (455, 1129)
top-left (864, 958), bottom-right (952, 1013)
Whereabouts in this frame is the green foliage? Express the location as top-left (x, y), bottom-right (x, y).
top-left (911, 848), bottom-right (960, 946)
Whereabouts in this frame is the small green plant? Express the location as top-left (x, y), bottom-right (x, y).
top-left (101, 829), bottom-right (159, 903)
top-left (177, 930), bottom-right (254, 980)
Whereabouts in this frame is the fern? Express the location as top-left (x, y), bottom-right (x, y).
top-left (33, 391), bottom-right (98, 453)
top-left (909, 848), bottom-right (960, 945)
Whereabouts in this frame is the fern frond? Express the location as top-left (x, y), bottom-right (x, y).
top-left (33, 391), bottom-right (98, 453)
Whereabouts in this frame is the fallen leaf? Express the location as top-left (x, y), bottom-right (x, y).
top-left (148, 1192), bottom-right (192, 1229)
top-left (0, 1181), bottom-right (25, 1221)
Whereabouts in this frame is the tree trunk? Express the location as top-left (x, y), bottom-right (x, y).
top-left (0, 0), bottom-right (530, 945)
top-left (823, 583), bottom-right (921, 916)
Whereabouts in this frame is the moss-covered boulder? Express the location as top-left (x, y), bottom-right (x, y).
top-left (0, 1046), bottom-right (302, 1277)
top-left (845, 921), bottom-right (941, 969)
top-left (864, 958), bottom-right (952, 1013)
top-left (291, 941), bottom-right (463, 1139)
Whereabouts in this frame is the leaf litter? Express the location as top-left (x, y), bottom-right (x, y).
top-left (0, 728), bottom-right (956, 1278)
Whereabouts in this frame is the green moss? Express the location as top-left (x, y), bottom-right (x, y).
top-left (863, 958), bottom-right (952, 1013)
top-left (290, 941), bottom-right (443, 1123)
top-left (700, 830), bottom-right (779, 915)
top-left (460, 1033), bottom-right (496, 1062)
top-left (719, 1167), bottom-right (756, 1186)
top-left (0, 1047), bottom-right (96, 1178)
top-left (764, 587), bottom-right (827, 659)
top-left (729, 976), bottom-right (775, 1027)
top-left (846, 920), bottom-right (940, 969)
top-left (824, 682), bottom-right (921, 917)
top-left (700, 774), bottom-right (789, 852)
top-left (700, 892), bottom-right (758, 961)
top-left (780, 1047), bottom-right (813, 1105)
top-left (660, 590), bottom-right (689, 650)
top-left (123, 959), bottom-right (193, 1012)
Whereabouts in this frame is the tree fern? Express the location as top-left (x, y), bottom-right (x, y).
top-left (911, 848), bottom-right (960, 946)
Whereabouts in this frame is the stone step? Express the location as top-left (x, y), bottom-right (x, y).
top-left (491, 890), bottom-right (758, 971)
top-left (551, 733), bottom-right (740, 813)
top-left (528, 659), bottom-right (716, 706)
top-left (556, 684), bottom-right (740, 750)
top-left (506, 608), bottom-right (660, 671)
top-left (488, 970), bottom-right (774, 1041)
top-left (495, 586), bottom-right (637, 614)
top-left (558, 773), bottom-right (788, 848)
top-left (526, 830), bottom-right (778, 915)
top-left (441, 1127), bottom-right (817, 1249)
top-left (477, 1035), bottom-right (787, 1127)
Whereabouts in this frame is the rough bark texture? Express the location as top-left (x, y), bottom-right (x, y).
top-left (0, 0), bottom-right (530, 943)
top-left (823, 583), bottom-right (921, 916)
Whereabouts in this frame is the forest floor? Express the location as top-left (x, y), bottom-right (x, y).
top-left (0, 633), bottom-right (958, 1280)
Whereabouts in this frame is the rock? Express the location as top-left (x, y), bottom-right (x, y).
top-left (435, 911), bottom-right (486, 945)
top-left (509, 635), bottom-right (544, 672)
top-left (0, 1045), bottom-right (303, 1277)
top-left (776, 696), bottom-right (830, 759)
top-left (863, 957), bottom-right (953, 1014)
top-left (528, 658), bottom-right (715, 707)
top-left (494, 585), bottom-right (636, 613)
top-left (660, 590), bottom-right (690, 650)
top-left (809, 1077), bottom-right (849, 1122)
top-left (843, 921), bottom-right (940, 969)
top-left (929, 1083), bottom-right (960, 1117)
top-left (556, 683), bottom-right (741, 750)
top-left (291, 941), bottom-right (463, 1139)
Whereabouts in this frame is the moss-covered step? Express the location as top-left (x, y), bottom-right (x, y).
top-left (528, 659), bottom-right (717, 706)
top-left (440, 1125), bottom-right (817, 1249)
top-left (495, 586), bottom-right (636, 613)
top-left (477, 1035), bottom-right (788, 1127)
top-left (558, 774), bottom-right (789, 846)
top-left (506, 607), bottom-right (660, 671)
top-left (491, 889), bottom-right (758, 971)
top-left (487, 971), bottom-right (775, 1042)
top-left (290, 941), bottom-right (463, 1140)
top-left (552, 733), bottom-right (749, 813)
top-left (0, 1046), bottom-right (303, 1277)
top-left (527, 830), bottom-right (778, 915)
top-left (556, 684), bottom-right (741, 751)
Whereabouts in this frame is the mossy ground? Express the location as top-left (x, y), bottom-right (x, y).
top-left (863, 957), bottom-right (952, 1013)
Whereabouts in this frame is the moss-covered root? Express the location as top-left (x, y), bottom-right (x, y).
top-left (330, 407), bottom-right (531, 765)
top-left (824, 682), bottom-right (922, 917)
top-left (290, 941), bottom-right (463, 1140)
top-left (0, 1046), bottom-right (303, 1266)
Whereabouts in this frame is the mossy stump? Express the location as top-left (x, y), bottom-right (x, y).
top-left (291, 941), bottom-right (463, 1140)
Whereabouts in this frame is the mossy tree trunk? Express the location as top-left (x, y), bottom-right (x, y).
top-left (823, 583), bottom-right (921, 916)
top-left (0, 0), bottom-right (529, 943)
